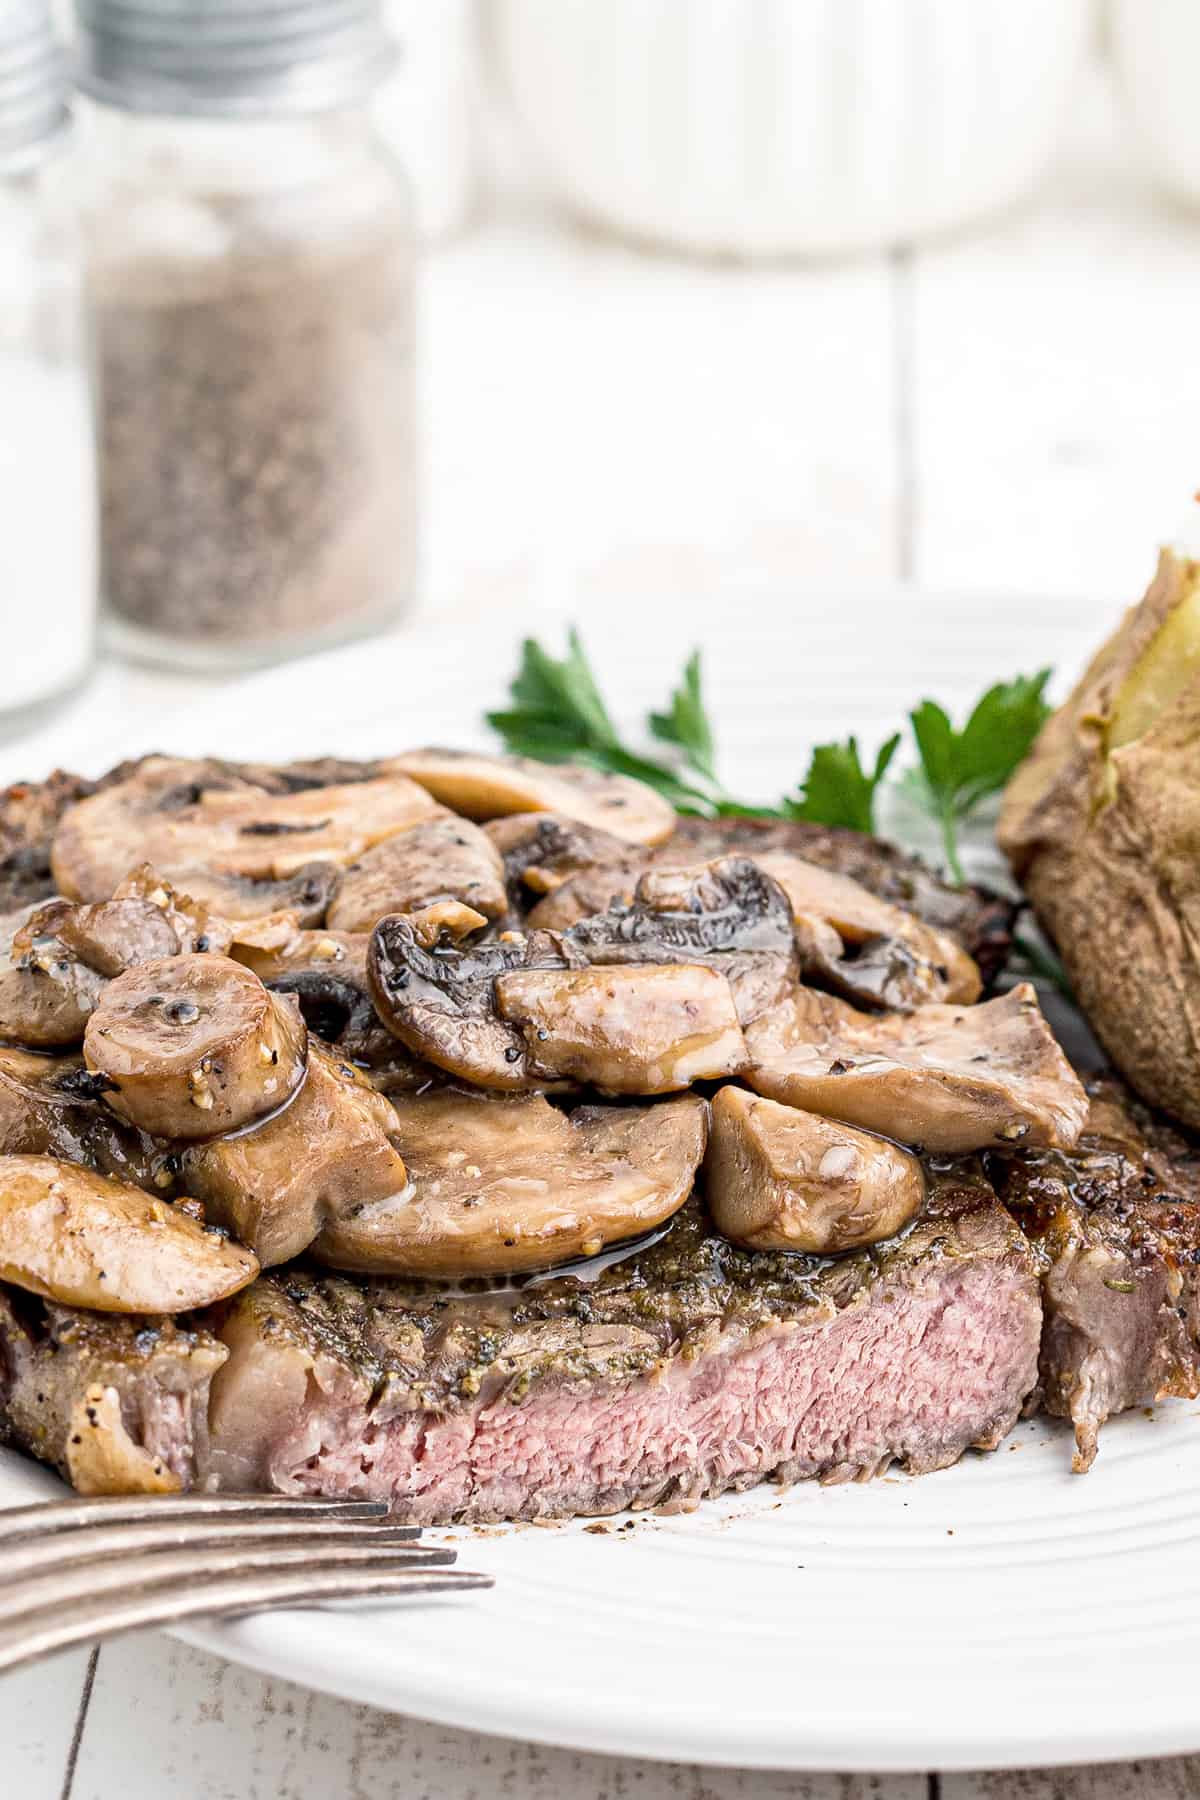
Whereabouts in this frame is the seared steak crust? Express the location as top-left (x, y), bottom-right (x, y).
top-left (0, 1287), bottom-right (225, 1492)
top-left (990, 1079), bottom-right (1200, 1470)
top-left (207, 1174), bottom-right (1041, 1521)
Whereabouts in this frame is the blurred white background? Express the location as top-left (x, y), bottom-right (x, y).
top-left (13, 0), bottom-right (1200, 771)
top-left (416, 1), bottom-right (1197, 616)
top-left (10, 1), bottom-right (1200, 732)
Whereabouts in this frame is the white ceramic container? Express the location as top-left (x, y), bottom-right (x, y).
top-left (492, 0), bottom-right (1092, 258)
top-left (1111, 0), bottom-right (1200, 208)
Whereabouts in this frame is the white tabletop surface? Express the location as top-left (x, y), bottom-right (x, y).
top-left (5, 56), bottom-right (1200, 1799)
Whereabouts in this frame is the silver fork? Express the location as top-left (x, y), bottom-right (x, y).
top-left (0, 1493), bottom-right (491, 1674)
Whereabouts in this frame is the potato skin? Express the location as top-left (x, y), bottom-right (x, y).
top-left (999, 549), bottom-right (1200, 1127)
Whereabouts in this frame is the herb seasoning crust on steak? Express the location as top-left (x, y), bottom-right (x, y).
top-left (209, 1173), bottom-right (1040, 1521)
top-left (0, 751), bottom-right (1183, 1517)
top-left (0, 1286), bottom-right (224, 1494)
top-left (991, 1078), bottom-right (1200, 1471)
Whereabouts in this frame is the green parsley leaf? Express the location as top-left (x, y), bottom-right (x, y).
top-left (906, 671), bottom-right (1052, 881)
top-left (487, 632), bottom-right (714, 811)
top-left (784, 733), bottom-right (901, 835)
top-left (483, 711), bottom-right (594, 763)
top-left (648, 651), bottom-right (717, 786)
top-left (486, 633), bottom-right (1054, 871)
top-left (714, 801), bottom-right (788, 819)
top-left (499, 631), bottom-right (621, 754)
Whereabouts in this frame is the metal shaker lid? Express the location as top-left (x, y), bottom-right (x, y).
top-left (0, 0), bottom-right (69, 172)
top-left (75, 0), bottom-right (398, 117)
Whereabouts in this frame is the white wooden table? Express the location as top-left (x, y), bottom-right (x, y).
top-left (6, 58), bottom-right (1200, 1798)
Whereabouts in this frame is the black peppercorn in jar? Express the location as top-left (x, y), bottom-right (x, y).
top-left (76, 0), bottom-right (416, 671)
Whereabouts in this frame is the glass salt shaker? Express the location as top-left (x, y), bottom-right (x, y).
top-left (75, 0), bottom-right (417, 672)
top-left (0, 1), bottom-right (96, 731)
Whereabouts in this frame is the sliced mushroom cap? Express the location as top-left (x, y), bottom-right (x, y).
top-left (494, 964), bottom-right (747, 1094)
top-left (0, 866), bottom-right (241, 1051)
top-left (84, 954), bottom-right (308, 1140)
top-left (371, 898), bottom-right (748, 1095)
top-left (529, 846), bottom-right (979, 1012)
top-left (485, 812), bottom-right (635, 898)
top-left (233, 926), bottom-right (369, 991)
top-left (326, 813), bottom-right (507, 933)
top-left (0, 1154), bottom-right (259, 1312)
top-left (314, 1088), bottom-right (707, 1277)
top-left (391, 748), bottom-right (677, 846)
top-left (704, 1086), bottom-right (924, 1254)
top-left (182, 1047), bottom-right (408, 1267)
top-left (228, 925), bottom-right (402, 1067)
top-left (752, 853), bottom-right (982, 1010)
top-left (563, 857), bottom-right (798, 1027)
top-left (369, 916), bottom-right (575, 1090)
top-left (0, 1045), bottom-right (174, 1194)
top-left (568, 857), bottom-right (794, 960)
top-left (404, 899), bottom-right (490, 944)
top-left (665, 812), bottom-right (1020, 988)
top-left (191, 862), bottom-right (341, 928)
top-left (0, 1046), bottom-right (87, 1154)
top-left (15, 895), bottom-right (183, 978)
top-left (744, 982), bottom-right (1088, 1155)
top-left (50, 757), bottom-right (438, 917)
top-left (0, 902), bottom-right (106, 1047)
top-left (525, 855), bottom-right (652, 930)
top-left (140, 772), bottom-right (441, 880)
top-left (112, 863), bottom-right (235, 957)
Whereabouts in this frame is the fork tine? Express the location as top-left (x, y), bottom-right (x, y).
top-left (0, 1563), bottom-right (491, 1674)
top-left (0, 1494), bottom-right (397, 1543)
top-left (2, 1517), bottom-right (445, 1583)
top-left (0, 1540), bottom-right (457, 1629)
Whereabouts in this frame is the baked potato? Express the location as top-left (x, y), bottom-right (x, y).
top-left (998, 547), bottom-right (1200, 1126)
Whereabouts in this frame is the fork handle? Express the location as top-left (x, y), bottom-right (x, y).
top-left (0, 1565), bottom-right (491, 1674)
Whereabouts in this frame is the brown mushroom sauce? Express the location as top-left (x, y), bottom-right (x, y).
top-left (0, 749), bottom-right (1074, 1321)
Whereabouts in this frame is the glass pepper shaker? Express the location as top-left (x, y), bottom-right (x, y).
top-left (75, 0), bottom-right (418, 672)
top-left (0, 0), bottom-right (96, 732)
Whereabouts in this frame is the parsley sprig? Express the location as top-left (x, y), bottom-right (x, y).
top-left (648, 651), bottom-right (717, 787)
top-left (784, 735), bottom-right (901, 835)
top-left (487, 633), bottom-right (714, 811)
top-left (487, 632), bottom-right (1051, 883)
top-left (902, 673), bottom-right (1052, 882)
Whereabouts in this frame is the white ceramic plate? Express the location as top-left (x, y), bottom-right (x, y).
top-left (7, 585), bottom-right (1198, 1773)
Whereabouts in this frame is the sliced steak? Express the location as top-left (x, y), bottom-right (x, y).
top-left (0, 1286), bottom-right (225, 1492)
top-left (990, 1079), bottom-right (1200, 1471)
top-left (206, 1173), bottom-right (1041, 1522)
